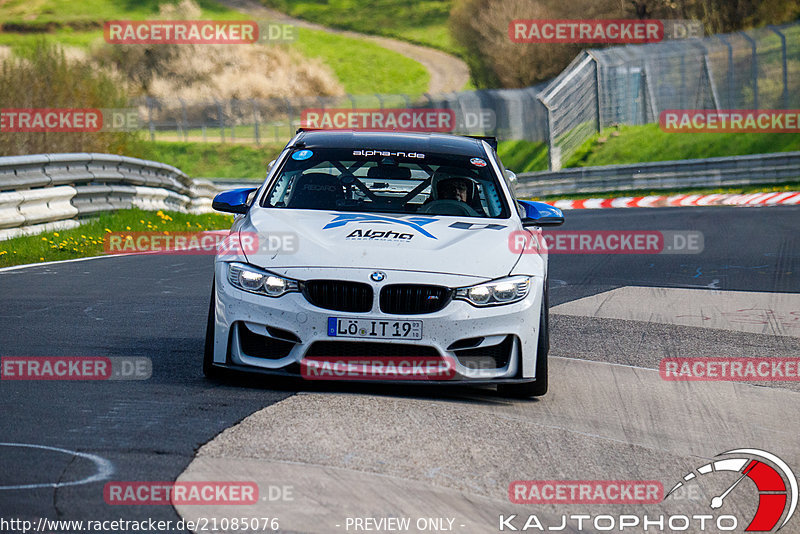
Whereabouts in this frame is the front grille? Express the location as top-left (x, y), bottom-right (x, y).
top-left (302, 280), bottom-right (373, 312)
top-left (238, 323), bottom-right (296, 359)
top-left (305, 341), bottom-right (440, 358)
top-left (379, 284), bottom-right (452, 315)
top-left (453, 335), bottom-right (515, 370)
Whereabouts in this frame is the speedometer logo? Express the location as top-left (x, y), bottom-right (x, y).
top-left (666, 449), bottom-right (798, 532)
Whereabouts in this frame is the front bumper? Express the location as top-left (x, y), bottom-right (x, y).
top-left (210, 263), bottom-right (544, 382)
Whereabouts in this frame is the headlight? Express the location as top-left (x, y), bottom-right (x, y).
top-left (455, 276), bottom-right (531, 306)
top-left (227, 263), bottom-right (299, 297)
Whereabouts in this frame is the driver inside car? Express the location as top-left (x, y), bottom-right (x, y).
top-left (419, 168), bottom-right (485, 216)
top-left (437, 176), bottom-right (471, 203)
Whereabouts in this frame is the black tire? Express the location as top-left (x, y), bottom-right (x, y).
top-left (203, 280), bottom-right (222, 379)
top-left (498, 284), bottom-right (549, 398)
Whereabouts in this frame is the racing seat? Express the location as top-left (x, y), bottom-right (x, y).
top-left (286, 173), bottom-right (345, 209)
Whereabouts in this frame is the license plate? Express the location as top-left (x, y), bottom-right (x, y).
top-left (327, 317), bottom-right (422, 340)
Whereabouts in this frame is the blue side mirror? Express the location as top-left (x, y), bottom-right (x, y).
top-left (212, 188), bottom-right (257, 214)
top-left (518, 200), bottom-right (564, 227)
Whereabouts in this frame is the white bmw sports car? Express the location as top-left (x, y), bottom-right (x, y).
top-left (205, 129), bottom-right (564, 397)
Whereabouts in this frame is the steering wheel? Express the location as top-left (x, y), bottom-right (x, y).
top-left (419, 200), bottom-right (480, 217)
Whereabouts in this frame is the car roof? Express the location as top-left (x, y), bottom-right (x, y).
top-left (294, 130), bottom-right (491, 158)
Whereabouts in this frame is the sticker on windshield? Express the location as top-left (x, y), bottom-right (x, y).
top-left (470, 157), bottom-right (487, 167)
top-left (292, 149), bottom-right (314, 160)
top-left (352, 150), bottom-right (425, 159)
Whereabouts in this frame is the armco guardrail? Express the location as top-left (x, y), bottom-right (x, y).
top-left (515, 151), bottom-right (800, 197)
top-left (0, 153), bottom-right (222, 240)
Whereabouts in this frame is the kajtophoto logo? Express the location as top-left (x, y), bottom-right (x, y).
top-left (665, 449), bottom-right (797, 532)
top-left (499, 449), bottom-right (797, 531)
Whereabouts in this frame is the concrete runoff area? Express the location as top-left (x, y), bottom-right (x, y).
top-left (551, 286), bottom-right (800, 338)
top-left (176, 357), bottom-right (800, 533)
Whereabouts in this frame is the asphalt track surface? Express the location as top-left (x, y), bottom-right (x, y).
top-left (0, 206), bottom-right (798, 533)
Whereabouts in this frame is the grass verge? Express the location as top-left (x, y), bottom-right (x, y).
top-left (290, 27), bottom-right (429, 96)
top-left (138, 141), bottom-right (284, 179)
top-left (497, 140), bottom-right (549, 173)
top-left (565, 124), bottom-right (800, 168)
top-left (260, 0), bottom-right (460, 56)
top-left (0, 208), bottom-right (234, 268)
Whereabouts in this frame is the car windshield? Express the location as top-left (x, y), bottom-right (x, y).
top-left (261, 147), bottom-right (510, 218)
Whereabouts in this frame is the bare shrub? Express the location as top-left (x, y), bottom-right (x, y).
top-left (91, 0), bottom-right (343, 101)
top-left (0, 41), bottom-right (143, 157)
top-left (451, 0), bottom-right (624, 88)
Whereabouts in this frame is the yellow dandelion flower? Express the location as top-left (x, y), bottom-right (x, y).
top-left (41, 237), bottom-right (48, 241)
top-left (105, 228), bottom-right (112, 233)
top-left (53, 232), bottom-right (60, 237)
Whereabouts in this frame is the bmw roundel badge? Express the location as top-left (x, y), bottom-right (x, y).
top-left (370, 271), bottom-right (386, 282)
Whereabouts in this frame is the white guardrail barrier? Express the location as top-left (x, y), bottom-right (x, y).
top-left (1, 150), bottom-right (797, 239)
top-left (0, 153), bottom-right (224, 240)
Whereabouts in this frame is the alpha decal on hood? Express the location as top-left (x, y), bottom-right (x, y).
top-left (346, 229), bottom-right (414, 241)
top-left (323, 213), bottom-right (438, 239)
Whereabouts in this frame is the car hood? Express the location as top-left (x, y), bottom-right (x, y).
top-left (240, 209), bottom-right (522, 279)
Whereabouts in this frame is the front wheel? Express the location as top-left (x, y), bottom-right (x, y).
top-left (203, 280), bottom-right (222, 379)
top-left (498, 285), bottom-right (549, 398)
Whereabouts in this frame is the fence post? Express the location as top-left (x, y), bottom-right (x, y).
top-left (639, 61), bottom-right (648, 123)
top-left (588, 52), bottom-right (602, 133)
top-left (146, 97), bottom-right (155, 142)
top-left (693, 41), bottom-right (720, 111)
top-left (768, 25), bottom-right (789, 109)
top-left (179, 97), bottom-right (188, 141)
top-left (251, 99), bottom-right (260, 146)
top-left (215, 99), bottom-right (225, 143)
top-left (717, 35), bottom-right (735, 108)
top-left (541, 101), bottom-right (560, 171)
top-left (284, 97), bottom-right (295, 136)
top-left (739, 31), bottom-right (759, 109)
